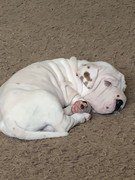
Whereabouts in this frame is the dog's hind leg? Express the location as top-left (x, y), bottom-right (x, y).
top-left (1, 119), bottom-right (68, 140)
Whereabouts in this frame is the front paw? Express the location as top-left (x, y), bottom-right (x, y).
top-left (82, 113), bottom-right (92, 122)
top-left (72, 112), bottom-right (92, 124)
top-left (71, 100), bottom-right (91, 114)
top-left (79, 113), bottom-right (92, 123)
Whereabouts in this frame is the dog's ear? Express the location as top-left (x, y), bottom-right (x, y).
top-left (118, 73), bottom-right (127, 91)
top-left (77, 64), bottom-right (99, 89)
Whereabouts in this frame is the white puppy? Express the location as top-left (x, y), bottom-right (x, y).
top-left (0, 57), bottom-right (127, 140)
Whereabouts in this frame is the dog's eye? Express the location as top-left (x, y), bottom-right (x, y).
top-left (104, 80), bottom-right (111, 87)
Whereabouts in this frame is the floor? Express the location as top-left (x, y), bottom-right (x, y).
top-left (0, 0), bottom-right (135, 179)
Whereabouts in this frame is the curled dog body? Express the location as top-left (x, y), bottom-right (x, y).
top-left (0, 57), bottom-right (127, 140)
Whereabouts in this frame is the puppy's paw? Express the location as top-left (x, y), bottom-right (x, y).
top-left (83, 113), bottom-right (91, 121)
top-left (78, 113), bottom-right (91, 123)
top-left (71, 112), bottom-right (92, 124)
top-left (71, 100), bottom-right (91, 114)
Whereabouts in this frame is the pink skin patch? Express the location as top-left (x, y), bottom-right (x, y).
top-left (71, 100), bottom-right (89, 114)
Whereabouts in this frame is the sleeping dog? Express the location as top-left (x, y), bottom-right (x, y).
top-left (0, 57), bottom-right (127, 140)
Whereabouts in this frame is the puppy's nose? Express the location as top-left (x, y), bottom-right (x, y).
top-left (115, 99), bottom-right (123, 111)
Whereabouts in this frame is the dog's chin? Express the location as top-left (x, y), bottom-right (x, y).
top-left (91, 107), bottom-right (115, 115)
top-left (92, 107), bottom-right (124, 115)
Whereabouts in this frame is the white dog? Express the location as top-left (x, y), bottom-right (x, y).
top-left (0, 57), bottom-right (127, 140)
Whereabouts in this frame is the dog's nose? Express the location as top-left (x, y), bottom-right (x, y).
top-left (115, 99), bottom-right (123, 111)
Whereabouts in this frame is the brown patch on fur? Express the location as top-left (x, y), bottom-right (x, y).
top-left (87, 66), bottom-right (90, 69)
top-left (84, 72), bottom-right (92, 81)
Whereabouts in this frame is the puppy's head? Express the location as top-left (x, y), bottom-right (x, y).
top-left (77, 61), bottom-right (127, 114)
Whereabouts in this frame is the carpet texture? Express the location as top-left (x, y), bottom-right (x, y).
top-left (0, 0), bottom-right (135, 179)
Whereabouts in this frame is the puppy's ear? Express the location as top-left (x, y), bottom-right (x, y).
top-left (119, 73), bottom-right (127, 91)
top-left (77, 64), bottom-right (99, 89)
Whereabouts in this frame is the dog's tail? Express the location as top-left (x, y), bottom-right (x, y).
top-left (4, 121), bottom-right (68, 140)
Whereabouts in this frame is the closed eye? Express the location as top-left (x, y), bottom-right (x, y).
top-left (104, 80), bottom-right (112, 87)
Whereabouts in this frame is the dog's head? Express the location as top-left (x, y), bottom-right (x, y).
top-left (77, 61), bottom-right (127, 114)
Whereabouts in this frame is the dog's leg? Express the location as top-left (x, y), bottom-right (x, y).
top-left (61, 83), bottom-right (92, 115)
top-left (61, 82), bottom-right (83, 105)
top-left (1, 120), bottom-right (68, 140)
top-left (1, 112), bottom-right (91, 140)
top-left (55, 112), bottom-right (91, 132)
top-left (63, 105), bottom-right (72, 115)
top-left (0, 89), bottom-right (70, 140)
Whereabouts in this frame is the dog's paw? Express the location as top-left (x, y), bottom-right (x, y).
top-left (71, 100), bottom-right (91, 114)
top-left (83, 113), bottom-right (91, 121)
top-left (71, 112), bottom-right (92, 124)
top-left (78, 113), bottom-right (91, 123)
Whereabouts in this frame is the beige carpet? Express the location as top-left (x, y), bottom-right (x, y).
top-left (0, 0), bottom-right (135, 179)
